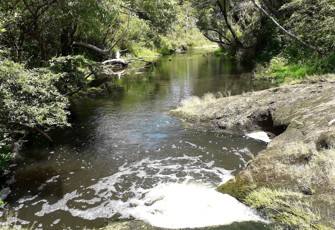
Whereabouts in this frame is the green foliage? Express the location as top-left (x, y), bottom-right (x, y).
top-left (0, 0), bottom-right (209, 61)
top-left (0, 0), bottom-right (120, 62)
top-left (252, 0), bottom-right (335, 83)
top-left (0, 59), bottom-right (69, 128)
top-left (0, 56), bottom-right (70, 168)
top-left (0, 12), bottom-right (5, 33)
top-left (155, 2), bottom-right (210, 54)
top-left (115, 1), bottom-right (210, 56)
top-left (49, 55), bottom-right (99, 95)
top-left (123, 0), bottom-right (178, 34)
top-left (127, 44), bottom-right (159, 58)
top-left (280, 0), bottom-right (335, 53)
top-left (0, 130), bottom-right (13, 171)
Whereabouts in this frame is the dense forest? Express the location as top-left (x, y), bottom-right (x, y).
top-left (0, 0), bottom-right (334, 187)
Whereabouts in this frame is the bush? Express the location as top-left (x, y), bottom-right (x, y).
top-left (0, 57), bottom-right (70, 168)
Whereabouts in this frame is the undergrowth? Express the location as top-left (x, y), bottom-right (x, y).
top-left (254, 56), bottom-right (316, 83)
top-left (254, 51), bottom-right (335, 84)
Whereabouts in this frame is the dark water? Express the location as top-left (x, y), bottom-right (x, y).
top-left (2, 51), bottom-right (270, 229)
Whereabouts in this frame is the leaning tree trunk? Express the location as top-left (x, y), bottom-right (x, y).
top-left (73, 41), bottom-right (110, 57)
top-left (216, 0), bottom-right (245, 49)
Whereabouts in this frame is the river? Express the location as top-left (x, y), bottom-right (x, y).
top-left (2, 50), bottom-right (271, 229)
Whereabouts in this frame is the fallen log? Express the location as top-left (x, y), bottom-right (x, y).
top-left (102, 58), bottom-right (128, 66)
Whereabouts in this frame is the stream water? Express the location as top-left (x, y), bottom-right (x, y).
top-left (2, 50), bottom-right (271, 229)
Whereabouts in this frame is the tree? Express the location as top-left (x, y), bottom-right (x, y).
top-left (122, 0), bottom-right (178, 33)
top-left (0, 0), bottom-right (121, 63)
top-left (193, 0), bottom-right (264, 55)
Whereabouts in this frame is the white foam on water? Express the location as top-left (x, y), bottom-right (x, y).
top-left (122, 183), bottom-right (263, 229)
top-left (246, 131), bottom-right (271, 143)
top-left (33, 155), bottom-right (263, 228)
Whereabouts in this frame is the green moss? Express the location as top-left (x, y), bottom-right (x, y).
top-left (216, 177), bottom-right (253, 201)
top-left (245, 188), bottom-right (332, 230)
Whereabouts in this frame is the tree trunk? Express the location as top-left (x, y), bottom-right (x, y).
top-left (38, 37), bottom-right (46, 65)
top-left (61, 28), bottom-right (70, 56)
top-left (21, 124), bottom-right (54, 144)
top-left (73, 41), bottom-right (110, 57)
top-left (216, 0), bottom-right (244, 48)
top-left (33, 125), bottom-right (54, 143)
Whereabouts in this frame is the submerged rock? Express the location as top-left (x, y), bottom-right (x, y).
top-left (172, 80), bottom-right (335, 229)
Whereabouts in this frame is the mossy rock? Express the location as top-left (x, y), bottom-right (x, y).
top-left (216, 177), bottom-right (253, 201)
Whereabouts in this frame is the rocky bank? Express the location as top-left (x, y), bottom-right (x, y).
top-left (172, 79), bottom-right (335, 229)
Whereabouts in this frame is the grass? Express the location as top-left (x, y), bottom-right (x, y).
top-left (272, 142), bottom-right (335, 191)
top-left (171, 93), bottom-right (220, 121)
top-left (245, 188), bottom-right (332, 230)
top-left (254, 56), bottom-right (317, 84)
top-left (234, 143), bottom-right (335, 229)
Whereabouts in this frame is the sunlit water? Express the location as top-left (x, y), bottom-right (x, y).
top-left (2, 51), bottom-right (271, 229)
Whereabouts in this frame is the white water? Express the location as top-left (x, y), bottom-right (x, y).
top-left (125, 183), bottom-right (263, 229)
top-left (33, 156), bottom-right (263, 228)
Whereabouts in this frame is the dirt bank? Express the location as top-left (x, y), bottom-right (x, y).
top-left (172, 80), bottom-right (335, 229)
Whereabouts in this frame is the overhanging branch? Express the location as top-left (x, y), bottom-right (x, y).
top-left (73, 41), bottom-right (110, 57)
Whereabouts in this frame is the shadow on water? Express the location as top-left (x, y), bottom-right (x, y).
top-left (2, 50), bottom-right (272, 229)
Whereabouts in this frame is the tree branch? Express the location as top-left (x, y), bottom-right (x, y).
top-left (207, 28), bottom-right (232, 45)
top-left (202, 32), bottom-right (229, 46)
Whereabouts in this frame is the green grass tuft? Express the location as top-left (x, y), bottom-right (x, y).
top-left (245, 188), bottom-right (332, 230)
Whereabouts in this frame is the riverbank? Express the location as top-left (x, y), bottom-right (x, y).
top-left (171, 76), bottom-right (335, 229)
